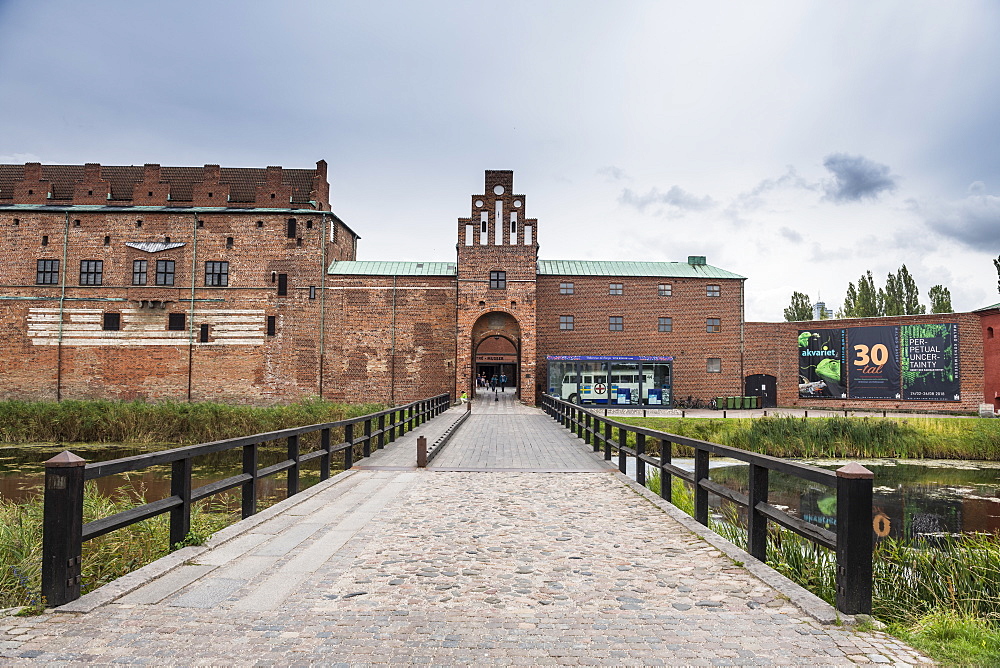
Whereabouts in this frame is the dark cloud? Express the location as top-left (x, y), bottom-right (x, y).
top-left (822, 153), bottom-right (897, 202)
top-left (619, 185), bottom-right (715, 213)
top-left (597, 166), bottom-right (626, 181)
top-left (727, 166), bottom-right (816, 216)
top-left (922, 191), bottom-right (1000, 248)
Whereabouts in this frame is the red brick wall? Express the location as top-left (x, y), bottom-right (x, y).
top-left (980, 309), bottom-right (1000, 410)
top-left (746, 313), bottom-right (984, 412)
top-left (536, 276), bottom-right (746, 403)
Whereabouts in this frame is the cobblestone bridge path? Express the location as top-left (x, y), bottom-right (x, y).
top-left (2, 390), bottom-right (929, 666)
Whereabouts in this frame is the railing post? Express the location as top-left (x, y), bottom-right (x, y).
top-left (242, 442), bottom-right (258, 519)
top-left (377, 414), bottom-right (385, 450)
top-left (363, 418), bottom-right (372, 458)
top-left (585, 412), bottom-right (593, 448)
top-left (694, 448), bottom-right (710, 526)
top-left (407, 405), bottom-right (414, 432)
top-left (42, 451), bottom-right (86, 607)
top-left (836, 463), bottom-right (874, 615)
top-left (603, 420), bottom-right (612, 461)
top-left (344, 423), bottom-right (355, 469)
top-left (747, 463), bottom-right (769, 562)
top-left (658, 438), bottom-right (671, 503)
top-left (287, 434), bottom-right (300, 497)
top-left (417, 435), bottom-right (427, 468)
top-left (618, 426), bottom-right (627, 474)
top-left (320, 428), bottom-right (332, 480)
top-left (636, 433), bottom-right (646, 487)
top-left (388, 409), bottom-right (397, 443)
top-left (576, 408), bottom-right (584, 439)
top-left (169, 457), bottom-right (193, 547)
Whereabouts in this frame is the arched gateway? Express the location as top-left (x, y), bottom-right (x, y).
top-left (472, 312), bottom-right (521, 394)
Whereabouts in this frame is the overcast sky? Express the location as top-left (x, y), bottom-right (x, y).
top-left (1, 1), bottom-right (998, 321)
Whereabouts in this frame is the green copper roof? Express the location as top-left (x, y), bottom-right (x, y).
top-left (537, 260), bottom-right (746, 279)
top-left (974, 303), bottom-right (1000, 312)
top-left (328, 260), bottom-right (457, 276)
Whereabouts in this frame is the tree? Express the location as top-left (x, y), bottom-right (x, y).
top-left (995, 255), bottom-right (1000, 294)
top-left (898, 265), bottom-right (925, 315)
top-left (783, 292), bottom-right (813, 321)
top-left (855, 271), bottom-right (882, 317)
top-left (842, 282), bottom-right (860, 318)
top-left (928, 285), bottom-right (953, 313)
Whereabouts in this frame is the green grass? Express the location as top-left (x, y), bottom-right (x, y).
top-left (1, 482), bottom-right (240, 609)
top-left (619, 415), bottom-right (1000, 460)
top-left (0, 398), bottom-right (387, 445)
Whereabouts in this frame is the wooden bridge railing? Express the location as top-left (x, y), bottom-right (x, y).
top-left (541, 394), bottom-right (873, 615)
top-left (42, 393), bottom-right (452, 607)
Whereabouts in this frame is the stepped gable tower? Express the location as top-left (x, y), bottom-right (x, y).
top-left (456, 170), bottom-right (538, 401)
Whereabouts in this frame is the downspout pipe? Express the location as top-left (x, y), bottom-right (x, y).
top-left (391, 274), bottom-right (397, 406)
top-left (56, 212), bottom-right (70, 401)
top-left (188, 213), bottom-right (198, 402)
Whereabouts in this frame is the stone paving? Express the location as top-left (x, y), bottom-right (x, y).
top-left (0, 399), bottom-right (932, 666)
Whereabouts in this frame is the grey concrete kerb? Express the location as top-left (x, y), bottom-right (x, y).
top-left (54, 469), bottom-right (361, 614)
top-left (615, 468), bottom-right (856, 626)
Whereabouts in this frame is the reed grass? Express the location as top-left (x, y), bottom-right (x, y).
top-left (621, 415), bottom-right (1000, 460)
top-left (0, 482), bottom-right (238, 609)
top-left (0, 399), bottom-right (387, 445)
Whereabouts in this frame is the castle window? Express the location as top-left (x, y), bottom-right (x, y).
top-left (148, 192), bottom-right (153, 197)
top-left (205, 261), bottom-right (229, 287)
top-left (609, 283), bottom-right (623, 295)
top-left (73, 219), bottom-right (80, 227)
top-left (79, 260), bottom-right (103, 286)
top-left (489, 271), bottom-right (506, 290)
top-left (989, 327), bottom-right (995, 339)
top-left (226, 237), bottom-right (234, 249)
top-left (36, 259), bottom-right (59, 285)
top-left (309, 286), bottom-right (316, 300)
top-left (658, 283), bottom-right (672, 297)
top-left (136, 220), bottom-right (143, 228)
top-left (132, 260), bottom-right (147, 285)
top-left (658, 317), bottom-right (672, 332)
top-left (707, 284), bottom-right (721, 297)
top-left (706, 318), bottom-right (721, 333)
top-left (41, 235), bottom-right (48, 246)
top-left (609, 316), bottom-right (623, 331)
top-left (266, 315), bottom-right (276, 336)
top-left (156, 260), bottom-right (175, 286)
top-left (707, 358), bottom-right (722, 373)
top-left (277, 273), bottom-right (288, 296)
top-left (306, 220), bottom-right (313, 229)
top-left (559, 282), bottom-right (574, 295)
top-left (560, 315), bottom-right (575, 330)
top-left (87, 190), bottom-right (93, 196)
top-left (197, 219), bottom-right (204, 228)
top-left (199, 324), bottom-right (210, 342)
top-left (103, 235), bottom-right (110, 246)
top-left (103, 313), bottom-right (120, 331)
top-left (287, 219), bottom-right (296, 238)
top-left (12, 219), bottom-right (19, 226)
top-left (168, 313), bottom-right (186, 331)
top-left (256, 220), bottom-right (264, 228)
top-left (207, 192), bottom-right (213, 198)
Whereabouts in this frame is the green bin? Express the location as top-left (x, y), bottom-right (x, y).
top-left (727, 396), bottom-right (736, 409)
top-left (750, 396), bottom-right (759, 409)
top-left (716, 397), bottom-right (725, 410)
top-left (743, 396), bottom-right (752, 409)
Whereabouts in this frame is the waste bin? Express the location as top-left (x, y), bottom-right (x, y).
top-left (727, 396), bottom-right (736, 409)
top-left (750, 396), bottom-right (759, 409)
top-left (715, 397), bottom-right (725, 410)
top-left (743, 396), bottom-right (752, 409)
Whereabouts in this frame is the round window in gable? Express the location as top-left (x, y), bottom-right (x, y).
top-left (493, 185), bottom-right (504, 195)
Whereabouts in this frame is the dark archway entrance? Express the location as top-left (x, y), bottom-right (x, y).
top-left (745, 374), bottom-right (777, 408)
top-left (470, 311), bottom-right (521, 396)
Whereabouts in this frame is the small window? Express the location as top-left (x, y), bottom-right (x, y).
top-left (287, 218), bottom-right (297, 238)
top-left (707, 358), bottom-right (722, 373)
top-left (156, 259), bottom-right (175, 286)
top-left (306, 220), bottom-right (313, 229)
top-left (489, 271), bottom-right (506, 290)
top-left (707, 284), bottom-right (721, 297)
top-left (205, 261), bottom-right (229, 287)
top-left (36, 259), bottom-right (59, 285)
top-left (102, 313), bottom-right (120, 331)
top-left (277, 273), bottom-right (288, 296)
top-left (79, 260), bottom-right (103, 286)
top-left (609, 283), bottom-right (623, 295)
top-left (706, 318), bottom-right (721, 333)
top-left (266, 315), bottom-right (276, 336)
top-left (168, 313), bottom-right (186, 331)
top-left (658, 283), bottom-right (672, 297)
top-left (103, 236), bottom-right (110, 246)
top-left (41, 235), bottom-right (48, 246)
top-left (658, 317), bottom-right (672, 332)
top-left (309, 286), bottom-right (316, 300)
top-left (559, 315), bottom-right (574, 330)
top-left (197, 219), bottom-right (204, 228)
top-left (12, 218), bottom-right (19, 225)
top-left (256, 220), bottom-right (264, 228)
top-left (609, 316), bottom-right (623, 331)
top-left (199, 323), bottom-right (209, 342)
top-left (559, 282), bottom-right (574, 295)
top-left (226, 236), bottom-right (234, 249)
top-left (989, 327), bottom-right (995, 339)
top-left (136, 220), bottom-right (143, 228)
top-left (132, 260), bottom-right (147, 286)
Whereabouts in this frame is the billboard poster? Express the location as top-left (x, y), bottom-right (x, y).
top-left (847, 326), bottom-right (901, 399)
top-left (798, 329), bottom-right (846, 398)
top-left (900, 323), bottom-right (960, 401)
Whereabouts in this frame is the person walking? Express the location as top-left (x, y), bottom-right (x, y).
top-left (500, 372), bottom-right (507, 393)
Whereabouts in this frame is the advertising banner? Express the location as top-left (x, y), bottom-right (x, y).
top-left (847, 326), bottom-right (901, 399)
top-left (900, 323), bottom-right (961, 401)
top-left (798, 329), bottom-right (846, 398)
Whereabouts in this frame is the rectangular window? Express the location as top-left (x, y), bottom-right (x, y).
top-left (707, 284), bottom-right (721, 297)
top-left (79, 260), bottom-right (103, 286)
top-left (559, 282), bottom-right (574, 295)
top-left (266, 315), bottom-right (276, 336)
top-left (199, 323), bottom-right (209, 343)
top-left (36, 259), bottom-right (59, 285)
top-left (277, 273), bottom-right (287, 296)
top-left (102, 312), bottom-right (120, 331)
top-left (707, 358), bottom-right (722, 373)
top-left (609, 316), bottom-right (623, 331)
top-left (132, 259), bottom-right (147, 286)
top-left (168, 313), bottom-right (186, 331)
top-left (156, 259), bottom-right (175, 286)
top-left (658, 317), bottom-right (672, 332)
top-left (658, 283), bottom-right (672, 297)
top-left (559, 315), bottom-right (574, 330)
top-left (205, 261), bottom-right (229, 287)
top-left (706, 318), bottom-right (721, 333)
top-left (489, 270), bottom-right (506, 289)
top-left (287, 218), bottom-right (297, 239)
top-left (609, 283), bottom-right (623, 295)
